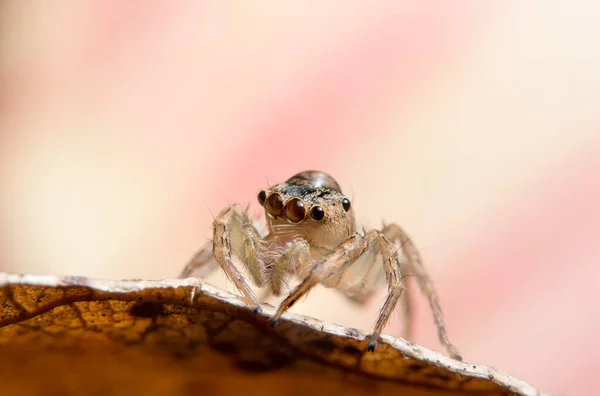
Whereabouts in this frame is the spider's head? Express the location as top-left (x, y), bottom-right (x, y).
top-left (258, 171), bottom-right (355, 249)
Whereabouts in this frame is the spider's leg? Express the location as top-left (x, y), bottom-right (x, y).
top-left (179, 240), bottom-right (218, 279)
top-left (364, 231), bottom-right (407, 352)
top-left (377, 226), bottom-right (414, 341)
top-left (211, 204), bottom-right (264, 309)
top-left (179, 241), bottom-right (219, 306)
top-left (383, 223), bottom-right (462, 361)
top-left (305, 229), bottom-right (405, 349)
top-left (332, 239), bottom-right (411, 344)
top-left (271, 230), bottom-right (406, 353)
top-left (333, 241), bottom-right (384, 305)
top-left (269, 232), bottom-right (368, 325)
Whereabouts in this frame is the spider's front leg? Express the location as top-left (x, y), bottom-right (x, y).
top-left (208, 204), bottom-right (265, 310)
top-left (269, 230), bottom-right (406, 352)
top-left (268, 233), bottom-right (368, 322)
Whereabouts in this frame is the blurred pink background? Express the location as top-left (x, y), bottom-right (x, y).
top-left (1, 2), bottom-right (599, 395)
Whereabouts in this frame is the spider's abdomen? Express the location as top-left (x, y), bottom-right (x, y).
top-left (285, 171), bottom-right (342, 192)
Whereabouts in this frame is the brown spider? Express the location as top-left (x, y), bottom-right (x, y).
top-left (179, 170), bottom-right (461, 360)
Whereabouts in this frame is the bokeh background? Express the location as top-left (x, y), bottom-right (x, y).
top-left (1, 1), bottom-right (599, 395)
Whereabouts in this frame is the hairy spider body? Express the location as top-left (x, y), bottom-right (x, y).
top-left (180, 170), bottom-right (461, 360)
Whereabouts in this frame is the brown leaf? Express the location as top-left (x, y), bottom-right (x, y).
top-left (0, 273), bottom-right (547, 396)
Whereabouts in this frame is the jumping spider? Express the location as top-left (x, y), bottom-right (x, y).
top-left (180, 170), bottom-right (461, 360)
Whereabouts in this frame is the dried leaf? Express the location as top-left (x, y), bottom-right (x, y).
top-left (0, 273), bottom-right (547, 396)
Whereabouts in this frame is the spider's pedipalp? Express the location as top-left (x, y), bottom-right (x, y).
top-left (263, 238), bottom-right (310, 296)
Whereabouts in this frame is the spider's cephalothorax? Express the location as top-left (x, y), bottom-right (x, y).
top-left (258, 171), bottom-right (355, 258)
top-left (180, 170), bottom-right (462, 360)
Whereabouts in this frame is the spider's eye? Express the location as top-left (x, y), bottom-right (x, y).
top-left (266, 193), bottom-right (283, 217)
top-left (285, 198), bottom-right (306, 223)
top-left (342, 198), bottom-right (351, 212)
top-left (257, 190), bottom-right (267, 206)
top-left (310, 206), bottom-right (325, 221)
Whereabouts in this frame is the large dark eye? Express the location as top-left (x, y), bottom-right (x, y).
top-left (257, 190), bottom-right (267, 206)
top-left (342, 198), bottom-right (351, 212)
top-left (284, 198), bottom-right (305, 223)
top-left (310, 206), bottom-right (324, 221)
top-left (266, 193), bottom-right (283, 217)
